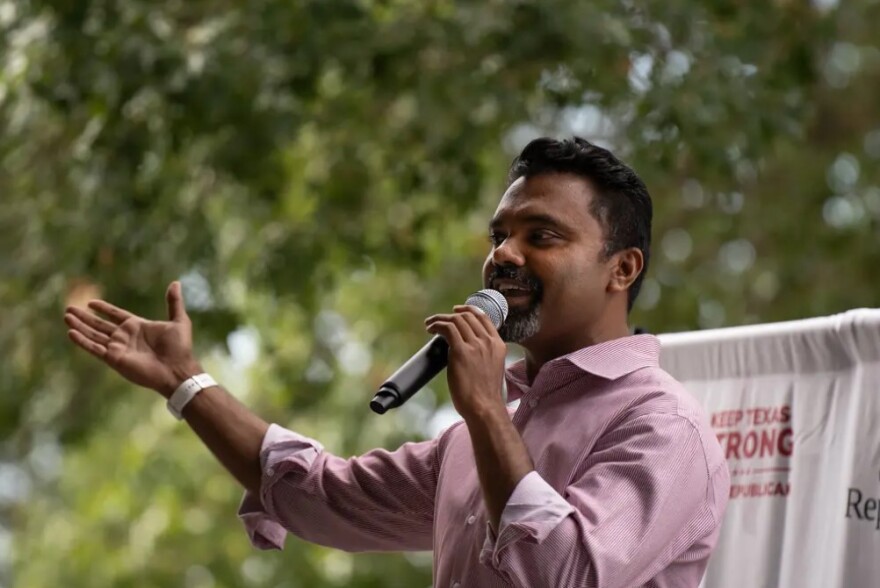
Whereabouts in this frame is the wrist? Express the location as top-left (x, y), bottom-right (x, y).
top-left (159, 359), bottom-right (204, 399)
top-left (461, 395), bottom-right (508, 425)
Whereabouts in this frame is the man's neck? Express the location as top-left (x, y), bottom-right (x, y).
top-left (520, 322), bottom-right (632, 384)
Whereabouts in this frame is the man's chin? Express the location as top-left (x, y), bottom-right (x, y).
top-left (500, 331), bottom-right (541, 346)
top-left (498, 309), bottom-right (541, 343)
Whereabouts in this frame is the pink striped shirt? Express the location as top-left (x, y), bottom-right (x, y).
top-left (238, 334), bottom-right (729, 587)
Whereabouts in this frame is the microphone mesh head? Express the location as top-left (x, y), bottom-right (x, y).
top-left (465, 289), bottom-right (509, 329)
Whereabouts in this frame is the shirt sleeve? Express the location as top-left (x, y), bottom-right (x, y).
top-left (238, 424), bottom-right (319, 550)
top-left (478, 413), bottom-right (730, 588)
top-left (237, 423), bottom-right (439, 553)
top-left (481, 471), bottom-right (575, 550)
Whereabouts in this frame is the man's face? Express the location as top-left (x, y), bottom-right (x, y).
top-left (482, 172), bottom-right (612, 347)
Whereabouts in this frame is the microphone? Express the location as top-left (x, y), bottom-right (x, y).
top-left (369, 289), bottom-right (509, 415)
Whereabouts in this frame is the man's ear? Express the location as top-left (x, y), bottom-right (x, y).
top-left (607, 248), bottom-right (644, 294)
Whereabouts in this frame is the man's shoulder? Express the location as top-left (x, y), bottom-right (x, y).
top-left (616, 366), bottom-right (726, 469)
top-left (620, 364), bottom-right (707, 420)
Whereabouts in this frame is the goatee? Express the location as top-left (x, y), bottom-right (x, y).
top-left (488, 265), bottom-right (543, 343)
top-left (498, 300), bottom-right (541, 343)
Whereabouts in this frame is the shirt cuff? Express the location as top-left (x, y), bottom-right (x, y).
top-left (259, 423), bottom-right (324, 474)
top-left (479, 471), bottom-right (575, 568)
top-left (238, 491), bottom-right (290, 550)
top-left (237, 424), bottom-right (324, 550)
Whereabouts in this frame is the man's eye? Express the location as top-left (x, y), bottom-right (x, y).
top-left (488, 232), bottom-right (505, 246)
top-left (531, 230), bottom-right (557, 242)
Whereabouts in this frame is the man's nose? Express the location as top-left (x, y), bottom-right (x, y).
top-left (492, 237), bottom-right (525, 267)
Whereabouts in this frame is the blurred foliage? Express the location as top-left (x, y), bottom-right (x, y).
top-left (2, 0), bottom-right (880, 586)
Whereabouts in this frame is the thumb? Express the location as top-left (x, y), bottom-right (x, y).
top-left (166, 281), bottom-right (188, 323)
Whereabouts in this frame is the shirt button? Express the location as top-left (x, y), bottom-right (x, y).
top-left (528, 398), bottom-right (538, 408)
top-left (266, 467), bottom-right (275, 477)
top-left (452, 583), bottom-right (461, 588)
top-left (467, 515), bottom-right (476, 525)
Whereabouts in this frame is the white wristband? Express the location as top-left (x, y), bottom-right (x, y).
top-left (167, 373), bottom-right (218, 420)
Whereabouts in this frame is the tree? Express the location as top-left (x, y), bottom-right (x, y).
top-left (3, 1), bottom-right (878, 586)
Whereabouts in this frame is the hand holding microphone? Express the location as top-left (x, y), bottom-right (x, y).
top-left (370, 289), bottom-right (508, 417)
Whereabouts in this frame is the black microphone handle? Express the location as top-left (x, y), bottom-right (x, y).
top-left (369, 335), bottom-right (449, 414)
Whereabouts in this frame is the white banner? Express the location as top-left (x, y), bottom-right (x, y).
top-left (658, 309), bottom-right (880, 588)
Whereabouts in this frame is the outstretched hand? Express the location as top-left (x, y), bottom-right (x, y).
top-left (63, 281), bottom-right (201, 398)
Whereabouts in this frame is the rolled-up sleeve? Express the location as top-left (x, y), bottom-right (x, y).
top-left (478, 413), bottom-right (729, 588)
top-left (479, 471), bottom-right (575, 561)
top-left (238, 424), bottom-right (322, 549)
top-left (237, 423), bottom-right (438, 553)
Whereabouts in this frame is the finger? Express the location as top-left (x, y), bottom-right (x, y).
top-left (425, 313), bottom-right (455, 326)
top-left (457, 304), bottom-right (496, 328)
top-left (64, 312), bottom-right (111, 345)
top-left (166, 281), bottom-right (189, 323)
top-left (449, 313), bottom-right (478, 342)
top-left (426, 313), bottom-right (477, 342)
top-left (454, 305), bottom-right (496, 335)
top-left (87, 299), bottom-right (134, 325)
top-left (455, 307), bottom-right (492, 338)
top-left (453, 304), bottom-right (486, 318)
top-left (65, 306), bottom-right (116, 335)
top-left (426, 320), bottom-right (466, 348)
top-left (68, 330), bottom-right (108, 358)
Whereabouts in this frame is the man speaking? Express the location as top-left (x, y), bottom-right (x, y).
top-left (64, 137), bottom-right (729, 587)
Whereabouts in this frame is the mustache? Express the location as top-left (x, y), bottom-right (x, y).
top-left (488, 265), bottom-right (543, 291)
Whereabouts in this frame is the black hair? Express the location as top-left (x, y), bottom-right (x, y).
top-left (508, 136), bottom-right (653, 312)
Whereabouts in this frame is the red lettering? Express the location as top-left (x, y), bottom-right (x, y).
top-left (778, 427), bottom-right (793, 457)
top-left (738, 406), bottom-right (793, 426)
top-left (759, 429), bottom-right (775, 457)
top-left (742, 431), bottom-right (758, 457)
top-left (727, 431), bottom-right (741, 459)
top-left (729, 482), bottom-right (791, 499)
top-left (717, 427), bottom-right (795, 460)
top-left (712, 410), bottom-right (743, 428)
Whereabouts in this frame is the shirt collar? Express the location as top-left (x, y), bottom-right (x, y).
top-left (504, 334), bottom-right (661, 400)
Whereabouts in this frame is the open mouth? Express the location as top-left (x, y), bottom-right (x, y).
top-left (493, 281), bottom-right (535, 305)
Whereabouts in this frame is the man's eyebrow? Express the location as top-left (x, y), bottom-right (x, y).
top-left (489, 212), bottom-right (571, 231)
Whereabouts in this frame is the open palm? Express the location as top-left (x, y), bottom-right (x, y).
top-left (64, 282), bottom-right (197, 396)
